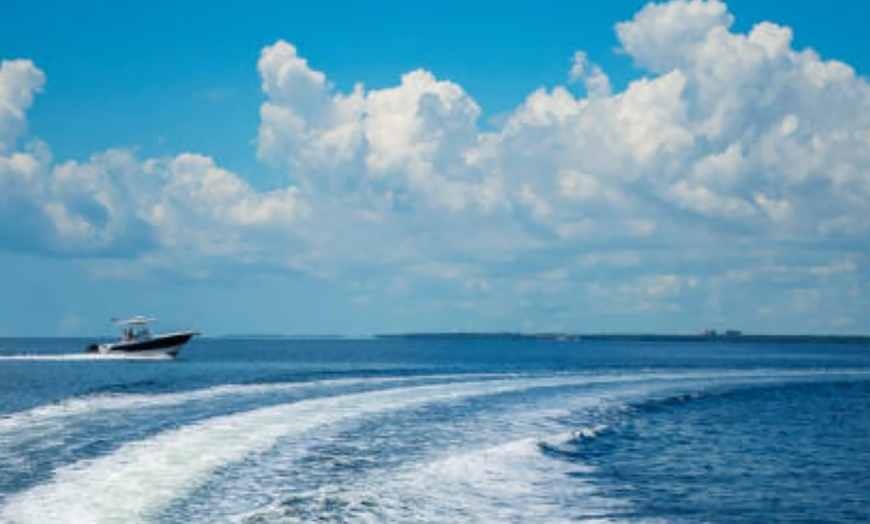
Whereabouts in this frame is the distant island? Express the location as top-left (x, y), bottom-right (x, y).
top-left (376, 332), bottom-right (870, 345)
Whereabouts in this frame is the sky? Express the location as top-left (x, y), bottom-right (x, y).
top-left (1, 0), bottom-right (869, 337)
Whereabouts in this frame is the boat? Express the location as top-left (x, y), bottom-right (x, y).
top-left (85, 316), bottom-right (197, 358)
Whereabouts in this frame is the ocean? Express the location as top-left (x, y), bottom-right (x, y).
top-left (0, 337), bottom-right (868, 523)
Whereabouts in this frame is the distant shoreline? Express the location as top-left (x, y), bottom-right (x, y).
top-left (375, 333), bottom-right (870, 345)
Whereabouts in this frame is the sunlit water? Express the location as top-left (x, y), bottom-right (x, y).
top-left (0, 337), bottom-right (868, 523)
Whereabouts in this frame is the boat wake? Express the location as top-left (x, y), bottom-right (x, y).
top-left (0, 369), bottom-right (867, 523)
top-left (0, 353), bottom-right (174, 361)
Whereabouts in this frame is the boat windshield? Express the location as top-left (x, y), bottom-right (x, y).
top-left (122, 326), bottom-right (151, 341)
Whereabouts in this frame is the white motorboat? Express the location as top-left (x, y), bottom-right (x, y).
top-left (86, 316), bottom-right (197, 358)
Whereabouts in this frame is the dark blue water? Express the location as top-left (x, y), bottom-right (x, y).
top-left (0, 337), bottom-right (868, 523)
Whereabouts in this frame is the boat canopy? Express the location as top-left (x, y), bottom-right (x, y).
top-left (111, 316), bottom-right (155, 326)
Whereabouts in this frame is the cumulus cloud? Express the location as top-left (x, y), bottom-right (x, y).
top-left (0, 60), bottom-right (44, 154)
top-left (0, 63), bottom-right (308, 261)
top-left (569, 51), bottom-right (611, 97)
top-left (51, 152), bottom-right (307, 259)
top-left (1, 0), bottom-right (869, 331)
top-left (257, 41), bottom-right (501, 214)
top-left (485, 0), bottom-right (870, 242)
top-left (617, 0), bottom-right (734, 73)
top-left (250, 0), bottom-right (870, 331)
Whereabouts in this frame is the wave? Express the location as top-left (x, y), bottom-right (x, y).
top-left (625, 372), bottom-right (870, 416)
top-left (0, 375), bottom-right (600, 523)
top-left (252, 438), bottom-right (631, 524)
top-left (0, 372), bottom-right (514, 438)
top-left (537, 370), bottom-right (870, 466)
top-left (0, 367), bottom-right (719, 443)
top-left (2, 368), bottom-right (867, 523)
top-left (2, 367), bottom-right (856, 430)
top-left (0, 353), bottom-right (150, 361)
top-left (537, 423), bottom-right (611, 460)
top-left (0, 375), bottom-right (487, 496)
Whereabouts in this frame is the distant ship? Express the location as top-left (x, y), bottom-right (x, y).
top-left (85, 316), bottom-right (197, 358)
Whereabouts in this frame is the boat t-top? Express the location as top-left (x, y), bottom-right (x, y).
top-left (86, 316), bottom-right (197, 358)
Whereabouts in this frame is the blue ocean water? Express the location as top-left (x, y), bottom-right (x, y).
top-left (0, 337), bottom-right (868, 523)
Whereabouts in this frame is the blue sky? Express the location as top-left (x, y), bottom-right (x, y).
top-left (1, 0), bottom-right (869, 336)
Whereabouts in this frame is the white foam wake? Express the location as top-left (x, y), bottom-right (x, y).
top-left (0, 376), bottom-right (593, 524)
top-left (367, 439), bottom-right (626, 523)
top-left (224, 369), bottom-right (870, 524)
top-left (1, 367), bottom-right (848, 436)
top-left (0, 354), bottom-right (150, 361)
top-left (3, 369), bottom-right (864, 523)
top-left (0, 374), bottom-right (497, 443)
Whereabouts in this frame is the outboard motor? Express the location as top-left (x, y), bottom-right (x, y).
top-left (85, 343), bottom-right (99, 353)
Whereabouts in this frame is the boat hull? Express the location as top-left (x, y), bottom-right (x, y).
top-left (88, 332), bottom-right (196, 358)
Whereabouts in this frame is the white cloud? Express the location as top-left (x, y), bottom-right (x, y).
top-left (2, 0), bottom-right (870, 332)
top-left (257, 41), bottom-right (366, 187)
top-left (616, 0), bottom-right (734, 73)
top-left (1, 113), bottom-right (308, 260)
top-left (0, 60), bottom-right (52, 252)
top-left (257, 41), bottom-right (500, 215)
top-left (0, 60), bottom-right (44, 154)
top-left (569, 51), bottom-right (611, 97)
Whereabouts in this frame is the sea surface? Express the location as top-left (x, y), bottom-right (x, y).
top-left (0, 337), bottom-right (868, 523)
